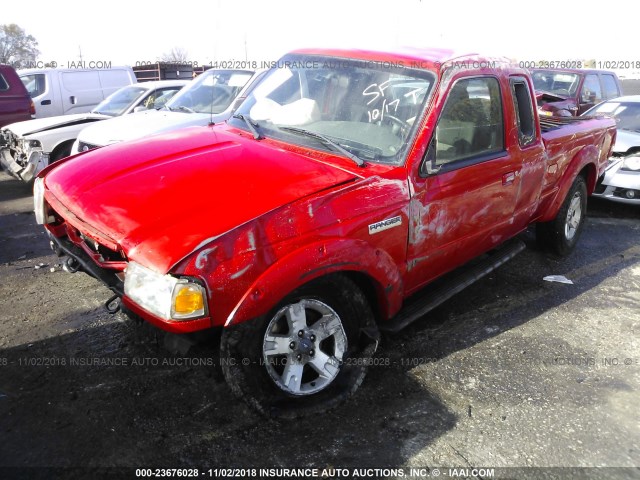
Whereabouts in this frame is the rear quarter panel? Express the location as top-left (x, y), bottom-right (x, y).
top-left (536, 116), bottom-right (616, 222)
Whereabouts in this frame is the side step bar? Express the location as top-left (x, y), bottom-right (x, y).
top-left (380, 238), bottom-right (526, 333)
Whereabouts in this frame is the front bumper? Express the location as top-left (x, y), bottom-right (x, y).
top-left (592, 159), bottom-right (640, 205)
top-left (0, 145), bottom-right (48, 183)
top-left (47, 226), bottom-right (212, 334)
top-left (48, 232), bottom-right (124, 296)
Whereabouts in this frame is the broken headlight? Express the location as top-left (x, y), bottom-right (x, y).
top-left (33, 177), bottom-right (54, 224)
top-left (124, 262), bottom-right (206, 320)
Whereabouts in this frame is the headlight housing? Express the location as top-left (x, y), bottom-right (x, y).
top-left (124, 262), bottom-right (207, 320)
top-left (33, 177), bottom-right (53, 224)
top-left (621, 155), bottom-right (640, 172)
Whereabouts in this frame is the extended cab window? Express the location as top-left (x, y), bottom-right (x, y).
top-left (0, 74), bottom-right (8, 91)
top-left (581, 74), bottom-right (603, 104)
top-left (601, 75), bottom-right (620, 99)
top-left (511, 78), bottom-right (536, 147)
top-left (435, 77), bottom-right (504, 165)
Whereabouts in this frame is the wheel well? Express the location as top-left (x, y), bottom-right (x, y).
top-left (49, 140), bottom-right (75, 162)
top-left (579, 163), bottom-right (596, 194)
top-left (340, 271), bottom-right (387, 324)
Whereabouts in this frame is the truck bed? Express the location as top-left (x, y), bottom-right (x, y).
top-left (537, 114), bottom-right (616, 216)
top-left (539, 114), bottom-right (602, 133)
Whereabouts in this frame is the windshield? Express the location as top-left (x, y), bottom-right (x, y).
top-left (166, 69), bottom-right (253, 114)
top-left (585, 101), bottom-right (640, 132)
top-left (92, 85), bottom-right (147, 116)
top-left (532, 70), bottom-right (580, 97)
top-left (229, 54), bottom-right (435, 165)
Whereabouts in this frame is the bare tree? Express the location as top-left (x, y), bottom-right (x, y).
top-left (0, 24), bottom-right (40, 67)
top-left (159, 47), bottom-right (189, 63)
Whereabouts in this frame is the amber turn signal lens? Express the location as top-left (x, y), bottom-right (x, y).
top-left (173, 286), bottom-right (204, 315)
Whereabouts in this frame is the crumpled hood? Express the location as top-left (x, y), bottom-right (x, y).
top-left (612, 129), bottom-right (640, 154)
top-left (76, 109), bottom-right (230, 147)
top-left (44, 126), bottom-right (358, 273)
top-left (3, 113), bottom-right (109, 137)
top-left (535, 91), bottom-right (568, 103)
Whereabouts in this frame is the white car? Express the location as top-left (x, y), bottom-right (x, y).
top-left (72, 69), bottom-right (265, 154)
top-left (0, 80), bottom-right (188, 183)
top-left (584, 96), bottom-right (640, 204)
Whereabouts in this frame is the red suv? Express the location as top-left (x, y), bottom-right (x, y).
top-left (0, 64), bottom-right (35, 128)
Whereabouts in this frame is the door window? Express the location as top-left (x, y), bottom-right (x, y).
top-left (581, 75), bottom-right (603, 104)
top-left (20, 74), bottom-right (46, 97)
top-left (434, 77), bottom-right (504, 166)
top-left (601, 75), bottom-right (620, 99)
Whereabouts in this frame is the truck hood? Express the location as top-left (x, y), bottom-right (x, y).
top-left (45, 126), bottom-right (359, 273)
top-left (4, 113), bottom-right (109, 137)
top-left (612, 129), bottom-right (640, 154)
top-left (76, 109), bottom-right (230, 147)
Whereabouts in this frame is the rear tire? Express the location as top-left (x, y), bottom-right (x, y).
top-left (220, 275), bottom-right (378, 419)
top-left (536, 175), bottom-right (587, 256)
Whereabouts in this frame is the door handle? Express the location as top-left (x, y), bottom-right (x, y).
top-left (502, 171), bottom-right (517, 186)
top-left (40, 99), bottom-right (51, 105)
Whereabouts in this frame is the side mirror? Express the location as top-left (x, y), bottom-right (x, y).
top-left (580, 91), bottom-right (595, 104)
top-left (133, 106), bottom-right (147, 113)
top-left (421, 136), bottom-right (441, 176)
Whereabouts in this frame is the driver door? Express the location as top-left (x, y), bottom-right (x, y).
top-left (405, 76), bottom-right (520, 293)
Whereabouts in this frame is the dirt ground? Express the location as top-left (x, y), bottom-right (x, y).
top-left (0, 170), bottom-right (639, 480)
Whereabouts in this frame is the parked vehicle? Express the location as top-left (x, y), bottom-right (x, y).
top-left (19, 67), bottom-right (137, 118)
top-left (532, 68), bottom-right (622, 116)
top-left (35, 48), bottom-right (616, 417)
top-left (71, 69), bottom-right (264, 154)
top-left (583, 96), bottom-right (640, 204)
top-left (0, 64), bottom-right (34, 128)
top-left (0, 80), bottom-right (187, 183)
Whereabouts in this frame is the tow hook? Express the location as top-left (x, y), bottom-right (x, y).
top-left (105, 295), bottom-right (121, 314)
top-left (49, 240), bottom-right (63, 257)
top-left (63, 257), bottom-right (81, 273)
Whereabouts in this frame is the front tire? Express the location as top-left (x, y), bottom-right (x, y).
top-left (220, 275), bottom-right (378, 418)
top-left (536, 174), bottom-right (587, 256)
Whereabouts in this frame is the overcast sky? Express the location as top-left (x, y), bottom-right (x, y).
top-left (6, 0), bottom-right (639, 74)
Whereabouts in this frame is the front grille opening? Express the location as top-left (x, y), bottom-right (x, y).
top-left (81, 235), bottom-right (126, 262)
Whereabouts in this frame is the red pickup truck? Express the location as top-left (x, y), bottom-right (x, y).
top-left (0, 64), bottom-right (34, 128)
top-left (35, 48), bottom-right (616, 417)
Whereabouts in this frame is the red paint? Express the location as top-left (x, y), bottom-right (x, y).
top-left (41, 48), bottom-right (617, 334)
top-left (0, 65), bottom-right (33, 127)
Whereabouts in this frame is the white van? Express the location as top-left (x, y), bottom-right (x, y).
top-left (18, 67), bottom-right (137, 118)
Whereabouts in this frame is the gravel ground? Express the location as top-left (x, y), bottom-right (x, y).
top-left (0, 170), bottom-right (638, 480)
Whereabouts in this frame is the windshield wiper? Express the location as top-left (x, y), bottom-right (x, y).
top-left (168, 105), bottom-right (195, 113)
top-left (233, 113), bottom-right (263, 140)
top-left (279, 126), bottom-right (365, 167)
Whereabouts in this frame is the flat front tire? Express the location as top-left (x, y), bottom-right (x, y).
top-left (220, 275), bottom-right (378, 418)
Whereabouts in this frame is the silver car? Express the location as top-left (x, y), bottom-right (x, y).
top-left (583, 95), bottom-right (640, 204)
